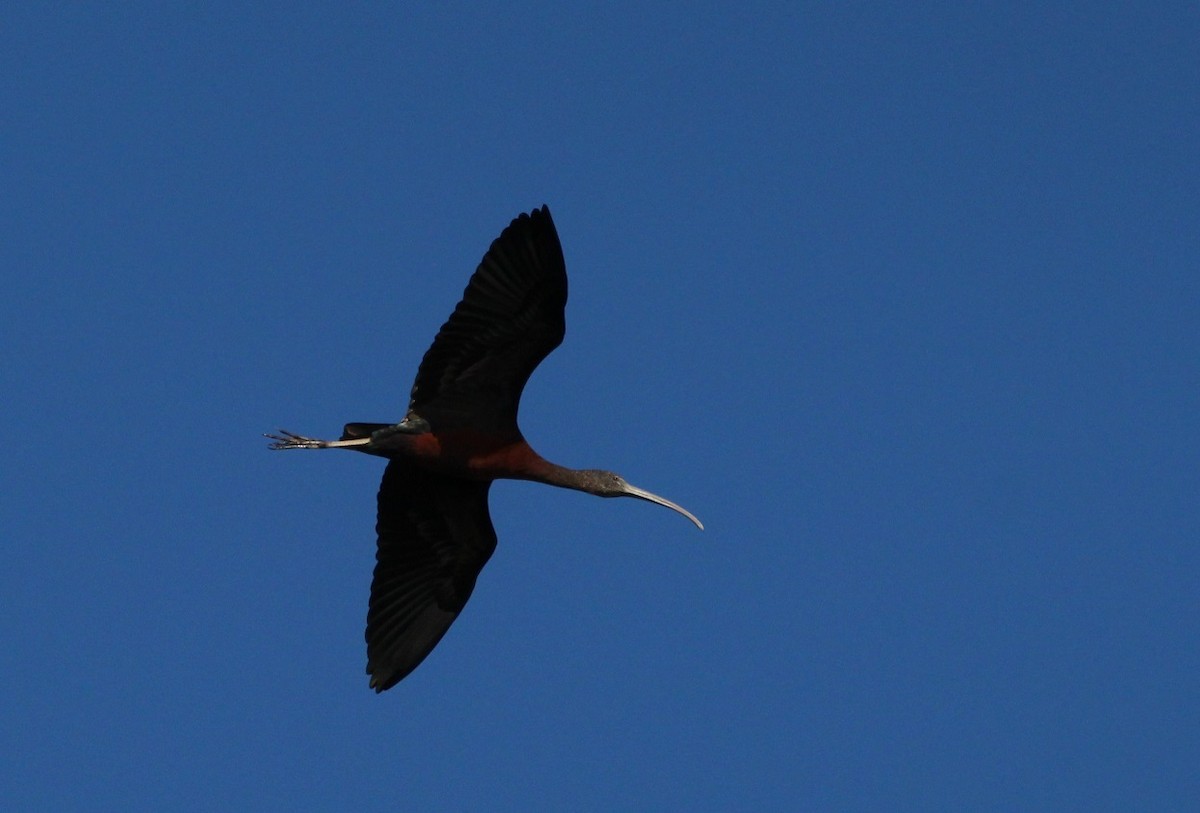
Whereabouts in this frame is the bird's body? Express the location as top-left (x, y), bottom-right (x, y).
top-left (346, 423), bottom-right (540, 480)
top-left (269, 206), bottom-right (701, 692)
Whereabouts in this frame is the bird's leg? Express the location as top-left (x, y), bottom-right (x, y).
top-left (369, 415), bottom-right (431, 441)
top-left (265, 430), bottom-right (370, 450)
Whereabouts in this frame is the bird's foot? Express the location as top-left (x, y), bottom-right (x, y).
top-left (265, 430), bottom-right (330, 450)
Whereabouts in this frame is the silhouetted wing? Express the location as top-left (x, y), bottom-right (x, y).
top-left (406, 205), bottom-right (567, 432)
top-left (365, 460), bottom-right (497, 692)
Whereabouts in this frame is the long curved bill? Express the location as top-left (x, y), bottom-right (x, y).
top-left (622, 483), bottom-right (704, 530)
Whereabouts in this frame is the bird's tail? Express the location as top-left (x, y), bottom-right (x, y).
top-left (340, 422), bottom-right (392, 441)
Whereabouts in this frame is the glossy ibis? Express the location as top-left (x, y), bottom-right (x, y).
top-left (268, 205), bottom-right (702, 692)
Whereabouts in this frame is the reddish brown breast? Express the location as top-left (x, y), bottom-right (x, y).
top-left (397, 429), bottom-right (547, 482)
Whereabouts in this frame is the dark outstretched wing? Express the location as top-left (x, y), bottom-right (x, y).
top-left (405, 205), bottom-right (567, 432)
top-left (366, 460), bottom-right (497, 692)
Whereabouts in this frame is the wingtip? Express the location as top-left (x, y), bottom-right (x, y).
top-left (366, 667), bottom-right (394, 694)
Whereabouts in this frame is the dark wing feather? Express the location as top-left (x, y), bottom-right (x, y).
top-left (406, 205), bottom-right (567, 432)
top-left (365, 460), bottom-right (497, 692)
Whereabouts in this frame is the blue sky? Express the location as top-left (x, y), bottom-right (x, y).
top-left (3, 3), bottom-right (1197, 810)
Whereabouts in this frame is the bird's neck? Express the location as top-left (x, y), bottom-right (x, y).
top-left (513, 450), bottom-right (591, 492)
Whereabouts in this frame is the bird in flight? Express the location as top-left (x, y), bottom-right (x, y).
top-left (268, 205), bottom-right (702, 692)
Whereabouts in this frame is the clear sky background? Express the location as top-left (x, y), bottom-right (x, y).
top-left (3, 3), bottom-right (1197, 810)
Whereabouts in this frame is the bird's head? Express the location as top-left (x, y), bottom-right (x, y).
top-left (577, 470), bottom-right (704, 530)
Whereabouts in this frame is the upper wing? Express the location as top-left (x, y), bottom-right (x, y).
top-left (405, 205), bottom-right (567, 433)
top-left (365, 460), bottom-right (497, 692)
